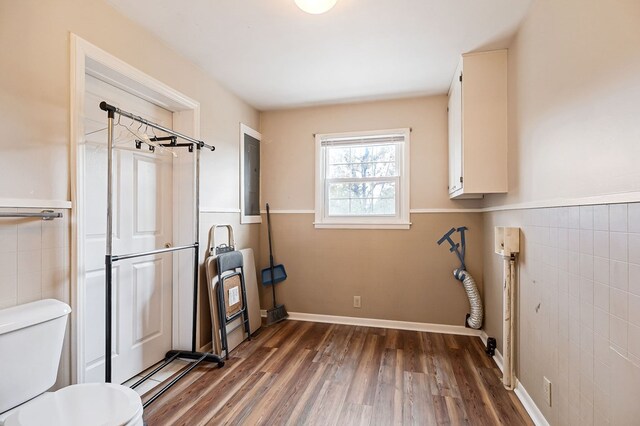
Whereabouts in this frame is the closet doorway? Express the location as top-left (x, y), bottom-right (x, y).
top-left (71, 34), bottom-right (202, 386)
top-left (82, 75), bottom-right (174, 384)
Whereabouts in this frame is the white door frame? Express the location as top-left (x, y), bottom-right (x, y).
top-left (70, 34), bottom-right (201, 384)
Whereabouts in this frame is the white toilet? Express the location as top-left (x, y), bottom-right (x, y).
top-left (0, 299), bottom-right (144, 426)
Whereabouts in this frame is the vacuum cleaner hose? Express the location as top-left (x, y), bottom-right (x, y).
top-left (454, 269), bottom-right (483, 329)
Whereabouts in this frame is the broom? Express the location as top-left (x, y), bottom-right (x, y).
top-left (265, 203), bottom-right (288, 325)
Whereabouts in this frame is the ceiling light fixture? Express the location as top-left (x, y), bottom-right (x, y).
top-left (295, 0), bottom-right (337, 14)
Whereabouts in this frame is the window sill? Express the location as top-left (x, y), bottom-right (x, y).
top-left (313, 222), bottom-right (411, 230)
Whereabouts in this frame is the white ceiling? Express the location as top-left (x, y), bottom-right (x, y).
top-left (107, 0), bottom-right (532, 110)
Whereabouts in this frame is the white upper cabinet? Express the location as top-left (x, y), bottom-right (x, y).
top-left (448, 50), bottom-right (508, 199)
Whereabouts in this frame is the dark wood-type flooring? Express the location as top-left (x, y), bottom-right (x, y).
top-left (143, 320), bottom-right (533, 425)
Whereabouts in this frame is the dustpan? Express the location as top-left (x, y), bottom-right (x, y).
top-left (261, 264), bottom-right (287, 286)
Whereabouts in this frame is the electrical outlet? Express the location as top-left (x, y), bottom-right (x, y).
top-left (353, 296), bottom-right (361, 308)
top-left (543, 377), bottom-right (552, 406)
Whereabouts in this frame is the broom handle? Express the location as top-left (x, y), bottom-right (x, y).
top-left (266, 203), bottom-right (277, 307)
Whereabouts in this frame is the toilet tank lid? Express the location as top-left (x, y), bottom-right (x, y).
top-left (0, 299), bottom-right (71, 335)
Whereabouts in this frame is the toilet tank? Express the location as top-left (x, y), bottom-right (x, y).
top-left (0, 299), bottom-right (71, 414)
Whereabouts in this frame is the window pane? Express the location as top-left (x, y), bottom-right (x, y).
top-left (372, 198), bottom-right (395, 215)
top-left (328, 164), bottom-right (352, 178)
top-left (372, 161), bottom-right (396, 177)
top-left (326, 144), bottom-right (398, 178)
top-left (349, 198), bottom-right (370, 215)
top-left (373, 145), bottom-right (395, 162)
top-left (328, 182), bottom-right (352, 198)
top-left (328, 147), bottom-right (351, 164)
top-left (350, 145), bottom-right (372, 163)
top-left (327, 181), bottom-right (396, 216)
top-left (328, 199), bottom-right (349, 216)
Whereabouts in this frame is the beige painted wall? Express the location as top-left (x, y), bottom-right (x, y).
top-left (0, 0), bottom-right (260, 385)
top-left (482, 0), bottom-right (640, 423)
top-left (259, 97), bottom-right (484, 325)
top-left (260, 96), bottom-right (483, 211)
top-left (484, 0), bottom-right (640, 208)
top-left (0, 0), bottom-right (259, 206)
top-left (260, 212), bottom-right (483, 325)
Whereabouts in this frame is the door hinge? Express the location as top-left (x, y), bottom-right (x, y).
top-left (447, 106), bottom-right (449, 112)
top-left (459, 74), bottom-right (463, 82)
top-left (460, 176), bottom-right (463, 183)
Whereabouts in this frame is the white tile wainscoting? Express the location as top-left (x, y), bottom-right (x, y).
top-left (485, 202), bottom-right (640, 426)
top-left (0, 207), bottom-right (71, 388)
top-left (0, 208), bottom-right (70, 309)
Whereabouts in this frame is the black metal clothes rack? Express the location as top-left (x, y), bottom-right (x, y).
top-left (99, 101), bottom-right (223, 408)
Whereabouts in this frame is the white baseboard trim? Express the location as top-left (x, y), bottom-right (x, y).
top-left (479, 332), bottom-right (548, 426)
top-left (283, 311), bottom-right (482, 336)
top-left (480, 331), bottom-right (504, 373)
top-left (493, 346), bottom-right (504, 373)
top-left (514, 379), bottom-right (550, 426)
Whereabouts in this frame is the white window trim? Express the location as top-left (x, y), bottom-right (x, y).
top-left (314, 128), bottom-right (411, 230)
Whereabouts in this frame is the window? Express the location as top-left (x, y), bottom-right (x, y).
top-left (314, 128), bottom-right (411, 229)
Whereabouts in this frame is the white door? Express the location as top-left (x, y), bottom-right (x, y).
top-left (82, 75), bottom-right (174, 384)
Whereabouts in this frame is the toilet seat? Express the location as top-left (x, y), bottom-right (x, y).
top-left (5, 383), bottom-right (143, 426)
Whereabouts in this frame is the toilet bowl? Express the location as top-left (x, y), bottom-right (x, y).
top-left (0, 300), bottom-right (144, 426)
top-left (3, 384), bottom-right (143, 426)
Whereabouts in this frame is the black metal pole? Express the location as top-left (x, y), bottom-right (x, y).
top-left (192, 143), bottom-right (201, 353)
top-left (129, 352), bottom-right (180, 389)
top-left (192, 243), bottom-right (199, 353)
top-left (112, 243), bottom-right (197, 262)
top-left (105, 109), bottom-right (114, 384)
top-left (105, 254), bottom-right (112, 383)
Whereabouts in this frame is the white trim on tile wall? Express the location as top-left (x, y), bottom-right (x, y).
top-left (482, 191), bottom-right (640, 212)
top-left (0, 199), bottom-right (72, 209)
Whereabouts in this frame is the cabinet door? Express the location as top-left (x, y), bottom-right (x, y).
top-left (448, 69), bottom-right (463, 194)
